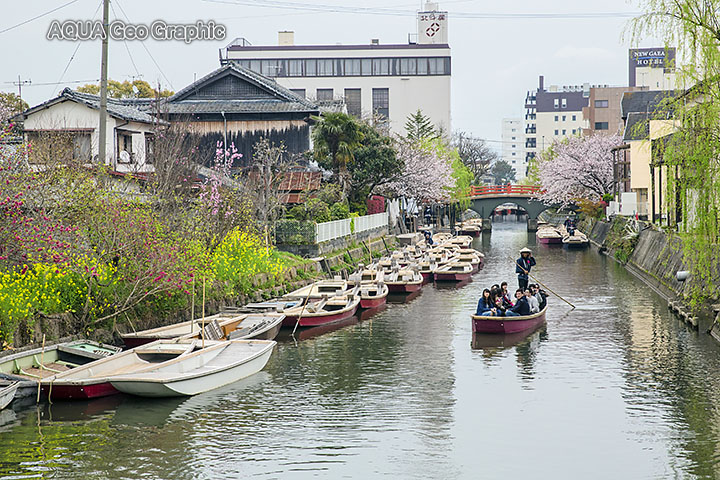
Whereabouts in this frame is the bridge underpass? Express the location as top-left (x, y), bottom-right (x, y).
top-left (465, 185), bottom-right (559, 231)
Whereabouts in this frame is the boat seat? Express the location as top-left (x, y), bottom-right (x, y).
top-left (203, 320), bottom-right (224, 341)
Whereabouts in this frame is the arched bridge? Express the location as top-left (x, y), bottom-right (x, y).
top-left (465, 185), bottom-right (558, 231)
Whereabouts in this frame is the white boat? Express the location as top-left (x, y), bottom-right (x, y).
top-left (108, 340), bottom-right (276, 397)
top-left (0, 382), bottom-right (19, 410)
top-left (282, 278), bottom-right (352, 299)
top-left (121, 312), bottom-right (250, 348)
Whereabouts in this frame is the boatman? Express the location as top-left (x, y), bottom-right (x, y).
top-left (515, 247), bottom-right (536, 291)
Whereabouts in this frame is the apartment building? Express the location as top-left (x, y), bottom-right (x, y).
top-left (582, 85), bottom-right (647, 136)
top-left (220, 2), bottom-right (451, 135)
top-left (501, 118), bottom-right (525, 179)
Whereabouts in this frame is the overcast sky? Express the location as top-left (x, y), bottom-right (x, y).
top-left (1, 0), bottom-right (661, 151)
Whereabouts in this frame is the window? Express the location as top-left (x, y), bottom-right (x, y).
top-left (372, 58), bottom-right (390, 75)
top-left (304, 59), bottom-right (317, 76)
top-left (572, 115), bottom-right (576, 121)
top-left (144, 133), bottom-right (154, 164)
top-left (512, 152), bottom-right (516, 156)
top-left (316, 89), bottom-right (333, 101)
top-left (317, 59), bottom-right (334, 76)
top-left (511, 128), bottom-right (516, 132)
top-left (595, 99), bottom-right (609, 108)
top-left (344, 88), bottom-right (361, 117)
top-left (512, 160), bottom-right (516, 164)
top-left (595, 122), bottom-right (609, 130)
top-left (290, 88), bottom-right (306, 98)
top-left (512, 144), bottom-right (516, 148)
top-left (417, 57), bottom-right (429, 75)
top-left (400, 58), bottom-right (417, 75)
top-left (562, 115), bottom-right (566, 121)
top-left (117, 132), bottom-right (133, 163)
top-left (554, 98), bottom-right (559, 108)
top-left (511, 136), bottom-right (516, 140)
top-left (361, 59), bottom-right (372, 76)
top-left (554, 129), bottom-right (559, 135)
top-left (372, 88), bottom-right (389, 118)
top-left (288, 60), bottom-right (303, 76)
top-left (345, 59), bottom-right (361, 76)
top-left (429, 57), bottom-right (444, 74)
top-left (562, 129), bottom-right (566, 135)
top-left (561, 98), bottom-right (567, 108)
top-left (572, 129), bottom-right (576, 134)
top-left (554, 115), bottom-right (559, 121)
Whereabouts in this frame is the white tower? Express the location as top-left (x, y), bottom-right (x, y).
top-left (417, 2), bottom-right (448, 45)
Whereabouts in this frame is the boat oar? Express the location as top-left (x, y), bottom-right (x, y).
top-left (510, 256), bottom-right (575, 309)
top-left (292, 282), bottom-right (316, 336)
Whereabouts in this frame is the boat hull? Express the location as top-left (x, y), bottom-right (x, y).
top-left (563, 242), bottom-right (588, 249)
top-left (472, 307), bottom-right (547, 334)
top-left (386, 282), bottom-right (422, 293)
top-left (420, 272), bottom-right (433, 282)
top-left (110, 343), bottom-right (275, 397)
top-left (281, 304), bottom-right (359, 328)
top-left (360, 296), bottom-right (386, 309)
top-left (122, 337), bottom-right (158, 349)
top-left (435, 272), bottom-right (472, 282)
top-left (538, 236), bottom-right (562, 244)
top-left (0, 383), bottom-right (18, 410)
top-left (44, 381), bottom-right (119, 401)
top-left (459, 229), bottom-right (481, 237)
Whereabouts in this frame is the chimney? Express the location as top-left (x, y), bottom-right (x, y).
top-left (278, 31), bottom-right (294, 46)
top-left (371, 38), bottom-right (380, 45)
top-left (539, 75), bottom-right (544, 91)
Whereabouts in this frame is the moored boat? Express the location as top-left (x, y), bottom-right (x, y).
top-left (536, 226), bottom-right (563, 244)
top-left (42, 339), bottom-right (220, 400)
top-left (471, 305), bottom-right (548, 334)
top-left (178, 313), bottom-right (285, 342)
top-left (108, 340), bottom-right (276, 398)
top-left (121, 312), bottom-right (250, 348)
top-left (280, 293), bottom-right (361, 328)
top-left (0, 340), bottom-right (122, 400)
top-left (434, 261), bottom-right (473, 282)
top-left (385, 268), bottom-right (423, 293)
top-left (0, 382), bottom-right (19, 410)
top-left (449, 235), bottom-right (473, 249)
top-left (562, 232), bottom-right (589, 249)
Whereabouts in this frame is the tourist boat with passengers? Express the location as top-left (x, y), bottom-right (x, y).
top-left (0, 340), bottom-right (122, 400)
top-left (434, 261), bottom-right (474, 282)
top-left (471, 305), bottom-right (548, 334)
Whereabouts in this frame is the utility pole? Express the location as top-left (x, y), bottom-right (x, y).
top-left (13, 75), bottom-right (31, 98)
top-left (98, 0), bottom-right (110, 165)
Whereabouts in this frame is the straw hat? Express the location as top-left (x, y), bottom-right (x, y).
top-left (519, 247), bottom-right (532, 254)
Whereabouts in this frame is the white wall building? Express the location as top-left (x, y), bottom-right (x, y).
top-left (220, 2), bottom-right (451, 135)
top-left (501, 118), bottom-right (525, 179)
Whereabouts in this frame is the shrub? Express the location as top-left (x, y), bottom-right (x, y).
top-left (330, 202), bottom-right (350, 220)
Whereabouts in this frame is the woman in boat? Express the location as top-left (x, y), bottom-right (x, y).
top-left (532, 284), bottom-right (547, 310)
top-left (475, 289), bottom-right (498, 316)
top-left (423, 229), bottom-right (434, 246)
top-left (505, 289), bottom-right (531, 317)
top-left (500, 282), bottom-right (514, 308)
top-left (515, 247), bottom-right (536, 291)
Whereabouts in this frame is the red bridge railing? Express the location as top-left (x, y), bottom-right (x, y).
top-left (469, 185), bottom-right (542, 197)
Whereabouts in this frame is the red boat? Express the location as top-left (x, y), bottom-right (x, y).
top-left (385, 268), bottom-right (423, 293)
top-left (359, 284), bottom-right (388, 309)
top-left (434, 261), bottom-right (473, 282)
top-left (281, 295), bottom-right (361, 328)
top-left (472, 305), bottom-right (548, 334)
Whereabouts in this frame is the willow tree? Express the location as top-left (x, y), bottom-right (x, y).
top-left (631, 1), bottom-right (720, 308)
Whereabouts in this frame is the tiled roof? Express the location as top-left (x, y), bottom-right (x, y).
top-left (20, 88), bottom-right (157, 124)
top-left (623, 112), bottom-right (650, 141)
top-left (278, 171), bottom-right (322, 191)
top-left (163, 63), bottom-right (319, 115)
top-left (621, 90), bottom-right (678, 119)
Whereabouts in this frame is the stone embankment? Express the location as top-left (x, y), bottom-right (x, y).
top-left (582, 217), bottom-right (720, 339)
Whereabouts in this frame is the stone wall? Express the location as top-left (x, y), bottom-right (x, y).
top-left (277, 226), bottom-right (388, 257)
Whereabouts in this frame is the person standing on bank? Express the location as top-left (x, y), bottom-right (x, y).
top-left (515, 247), bottom-right (536, 291)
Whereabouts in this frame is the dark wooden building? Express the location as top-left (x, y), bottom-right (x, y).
top-left (159, 64), bottom-right (319, 167)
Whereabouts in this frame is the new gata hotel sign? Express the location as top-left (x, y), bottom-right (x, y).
top-left (628, 47), bottom-right (676, 87)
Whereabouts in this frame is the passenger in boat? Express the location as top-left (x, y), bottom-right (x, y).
top-left (515, 247), bottom-right (536, 291)
top-left (531, 284), bottom-right (547, 310)
top-left (525, 288), bottom-right (540, 313)
top-left (505, 289), bottom-right (530, 316)
top-left (500, 282), bottom-right (514, 308)
top-left (476, 288), bottom-right (498, 316)
top-left (423, 229), bottom-right (434, 246)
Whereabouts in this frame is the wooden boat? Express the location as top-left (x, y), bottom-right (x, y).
top-left (472, 305), bottom-right (548, 334)
top-left (178, 313), bottom-right (285, 342)
top-left (242, 299), bottom-right (302, 312)
top-left (0, 382), bottom-right (19, 410)
top-left (385, 268), bottom-right (423, 293)
top-left (42, 339), bottom-right (223, 400)
top-left (121, 312), bottom-right (249, 348)
top-left (417, 258), bottom-right (438, 282)
top-left (562, 231), bottom-right (589, 249)
top-left (456, 251), bottom-right (483, 273)
top-left (457, 221), bottom-right (482, 237)
top-left (537, 226), bottom-right (563, 244)
top-left (432, 232), bottom-right (452, 244)
top-left (283, 278), bottom-right (352, 299)
top-left (280, 293), bottom-right (361, 328)
top-left (107, 340), bottom-right (276, 398)
top-left (356, 282), bottom-right (389, 309)
top-left (448, 235), bottom-right (473, 248)
top-left (0, 340), bottom-right (122, 399)
top-left (434, 261), bottom-right (474, 282)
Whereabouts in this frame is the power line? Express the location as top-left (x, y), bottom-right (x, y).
top-left (109, 1), bottom-right (142, 78)
top-left (114, 0), bottom-right (175, 91)
top-left (2, 78), bottom-right (99, 87)
top-left (0, 0), bottom-right (82, 35)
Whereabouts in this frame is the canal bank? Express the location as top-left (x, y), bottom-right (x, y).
top-left (581, 216), bottom-right (720, 338)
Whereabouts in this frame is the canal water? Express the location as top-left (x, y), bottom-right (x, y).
top-left (2, 220), bottom-right (720, 479)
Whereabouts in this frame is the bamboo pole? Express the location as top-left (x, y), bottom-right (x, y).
top-left (201, 277), bottom-right (206, 349)
top-left (292, 283), bottom-right (316, 336)
top-left (191, 275), bottom-right (195, 335)
top-left (510, 256), bottom-right (575, 309)
top-left (36, 334), bottom-right (45, 403)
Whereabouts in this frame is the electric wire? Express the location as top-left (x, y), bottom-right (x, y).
top-left (109, 1), bottom-right (143, 79)
top-left (0, 0), bottom-right (82, 35)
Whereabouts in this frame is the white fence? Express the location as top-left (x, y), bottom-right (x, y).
top-left (315, 212), bottom-right (388, 243)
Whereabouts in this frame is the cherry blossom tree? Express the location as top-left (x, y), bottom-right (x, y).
top-left (536, 133), bottom-right (622, 205)
top-left (385, 138), bottom-right (455, 203)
